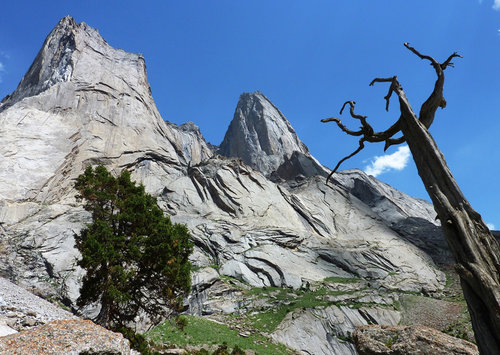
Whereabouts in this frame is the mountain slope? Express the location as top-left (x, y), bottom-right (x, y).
top-left (0, 16), bottom-right (453, 354)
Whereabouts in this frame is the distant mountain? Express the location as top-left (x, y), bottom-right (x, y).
top-left (0, 16), bottom-right (455, 354)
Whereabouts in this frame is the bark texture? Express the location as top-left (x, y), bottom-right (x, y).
top-left (323, 43), bottom-right (500, 355)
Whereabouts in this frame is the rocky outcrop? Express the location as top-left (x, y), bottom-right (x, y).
top-left (0, 15), bottom-right (446, 303)
top-left (0, 320), bottom-right (134, 354)
top-left (0, 277), bottom-right (77, 336)
top-left (218, 91), bottom-right (327, 180)
top-left (333, 170), bottom-right (450, 265)
top-left (174, 157), bottom-right (444, 295)
top-left (272, 306), bottom-right (401, 355)
top-left (353, 324), bottom-right (478, 355)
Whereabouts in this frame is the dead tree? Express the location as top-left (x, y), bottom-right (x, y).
top-left (322, 43), bottom-right (500, 355)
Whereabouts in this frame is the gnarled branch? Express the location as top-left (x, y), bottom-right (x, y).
top-left (326, 138), bottom-right (366, 184)
top-left (404, 42), bottom-right (462, 128)
top-left (320, 117), bottom-right (363, 137)
top-left (369, 76), bottom-right (398, 112)
top-left (321, 101), bottom-right (376, 182)
top-left (322, 43), bottom-right (462, 179)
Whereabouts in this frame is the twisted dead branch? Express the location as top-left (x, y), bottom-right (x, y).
top-left (322, 43), bottom-right (462, 181)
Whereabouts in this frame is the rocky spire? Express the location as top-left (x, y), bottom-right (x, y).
top-left (1, 16), bottom-right (79, 110)
top-left (0, 16), bottom-right (153, 113)
top-left (218, 91), bottom-right (327, 180)
top-left (0, 16), bottom-right (212, 204)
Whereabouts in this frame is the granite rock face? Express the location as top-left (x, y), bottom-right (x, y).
top-left (0, 16), bottom-right (212, 299)
top-left (218, 91), bottom-right (328, 180)
top-left (0, 276), bottom-right (77, 336)
top-left (354, 324), bottom-right (479, 355)
top-left (0, 15), bottom-right (444, 299)
top-left (0, 16), bottom-right (454, 354)
top-left (272, 306), bottom-right (401, 355)
top-left (0, 320), bottom-right (134, 355)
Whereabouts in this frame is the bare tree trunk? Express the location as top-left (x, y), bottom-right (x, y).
top-left (396, 86), bottom-right (500, 355)
top-left (399, 86), bottom-right (500, 355)
top-left (322, 44), bottom-right (500, 354)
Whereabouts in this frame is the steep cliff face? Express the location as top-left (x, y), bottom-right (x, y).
top-left (0, 17), bottom-right (452, 354)
top-left (0, 15), bottom-right (212, 202)
top-left (0, 16), bottom-right (212, 299)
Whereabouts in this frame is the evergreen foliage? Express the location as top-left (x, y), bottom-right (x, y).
top-left (74, 165), bottom-right (193, 333)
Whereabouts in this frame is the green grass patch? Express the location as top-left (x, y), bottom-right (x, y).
top-left (393, 299), bottom-right (402, 312)
top-left (146, 315), bottom-right (290, 354)
top-left (441, 269), bottom-right (466, 303)
top-left (384, 334), bottom-right (399, 349)
top-left (323, 276), bottom-right (361, 284)
top-left (209, 263), bottom-right (221, 272)
top-left (444, 271), bottom-right (455, 288)
top-left (219, 275), bottom-right (248, 290)
top-left (246, 286), bottom-right (284, 297)
top-left (244, 286), bottom-right (361, 332)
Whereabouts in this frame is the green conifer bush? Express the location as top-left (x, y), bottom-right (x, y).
top-left (74, 165), bottom-right (193, 333)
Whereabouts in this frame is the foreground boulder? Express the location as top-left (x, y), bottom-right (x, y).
top-left (354, 324), bottom-right (478, 355)
top-left (0, 319), bottom-right (133, 354)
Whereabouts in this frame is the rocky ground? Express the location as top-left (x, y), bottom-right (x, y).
top-left (0, 277), bottom-right (77, 336)
top-left (0, 276), bottom-right (136, 354)
top-left (146, 265), bottom-right (477, 354)
top-left (0, 320), bottom-right (134, 355)
top-left (354, 324), bottom-right (478, 355)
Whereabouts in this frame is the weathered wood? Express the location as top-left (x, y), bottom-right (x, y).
top-left (392, 79), bottom-right (500, 355)
top-left (323, 44), bottom-right (500, 354)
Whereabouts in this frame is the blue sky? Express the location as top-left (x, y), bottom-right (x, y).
top-left (1, 1), bottom-right (499, 228)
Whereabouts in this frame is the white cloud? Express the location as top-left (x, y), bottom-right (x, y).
top-left (487, 223), bottom-right (495, 230)
top-left (494, 0), bottom-right (500, 9)
top-left (364, 146), bottom-right (411, 177)
top-left (0, 62), bottom-right (4, 83)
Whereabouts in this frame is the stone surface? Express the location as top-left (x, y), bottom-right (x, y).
top-left (271, 305), bottom-right (401, 355)
top-left (0, 319), bottom-right (134, 354)
top-left (218, 91), bottom-right (328, 180)
top-left (0, 276), bottom-right (77, 333)
top-left (0, 320), bottom-right (17, 337)
top-left (353, 324), bottom-right (478, 355)
top-left (171, 158), bottom-right (445, 296)
top-left (0, 15), bottom-right (212, 300)
top-left (0, 15), bottom-right (445, 304)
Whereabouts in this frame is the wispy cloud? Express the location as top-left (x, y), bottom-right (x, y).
top-left (0, 62), bottom-right (4, 83)
top-left (487, 223), bottom-right (496, 230)
top-left (494, 0), bottom-right (500, 9)
top-left (364, 145), bottom-right (411, 177)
